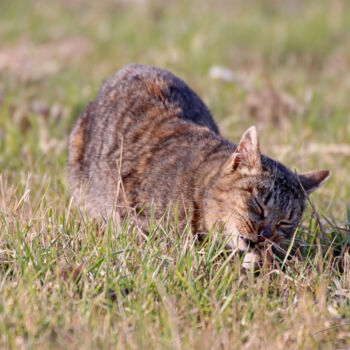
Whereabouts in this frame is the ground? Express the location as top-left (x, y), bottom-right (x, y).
top-left (0, 0), bottom-right (349, 349)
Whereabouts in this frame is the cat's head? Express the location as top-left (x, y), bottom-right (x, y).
top-left (204, 126), bottom-right (330, 268)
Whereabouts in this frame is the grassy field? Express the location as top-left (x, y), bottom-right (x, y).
top-left (0, 0), bottom-right (350, 348)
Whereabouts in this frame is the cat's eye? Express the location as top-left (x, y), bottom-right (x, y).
top-left (277, 220), bottom-right (293, 228)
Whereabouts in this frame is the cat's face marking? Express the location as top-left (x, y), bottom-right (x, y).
top-left (206, 167), bottom-right (305, 252)
top-left (204, 126), bottom-right (331, 269)
top-left (220, 172), bottom-right (304, 247)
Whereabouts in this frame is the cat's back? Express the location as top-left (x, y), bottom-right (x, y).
top-left (99, 64), bottom-right (219, 132)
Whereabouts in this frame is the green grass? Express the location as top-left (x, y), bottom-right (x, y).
top-left (0, 0), bottom-right (350, 348)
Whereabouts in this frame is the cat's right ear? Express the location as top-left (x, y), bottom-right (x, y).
top-left (298, 169), bottom-right (331, 194)
top-left (224, 126), bottom-right (262, 174)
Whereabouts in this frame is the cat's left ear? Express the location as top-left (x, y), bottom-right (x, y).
top-left (224, 126), bottom-right (261, 174)
top-left (298, 170), bottom-right (331, 194)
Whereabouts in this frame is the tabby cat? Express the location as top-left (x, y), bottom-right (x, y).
top-left (68, 64), bottom-right (330, 269)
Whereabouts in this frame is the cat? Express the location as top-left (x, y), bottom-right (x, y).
top-left (68, 64), bottom-right (330, 269)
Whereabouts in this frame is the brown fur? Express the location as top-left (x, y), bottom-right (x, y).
top-left (68, 64), bottom-right (330, 269)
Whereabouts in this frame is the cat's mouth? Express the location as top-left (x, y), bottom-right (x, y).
top-left (240, 235), bottom-right (267, 248)
top-left (223, 234), bottom-right (278, 271)
top-left (225, 232), bottom-right (274, 254)
top-left (225, 234), bottom-right (260, 251)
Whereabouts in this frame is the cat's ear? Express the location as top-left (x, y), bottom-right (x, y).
top-left (224, 126), bottom-right (261, 173)
top-left (298, 170), bottom-right (331, 194)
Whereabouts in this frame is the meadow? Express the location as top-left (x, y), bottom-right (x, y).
top-left (0, 0), bottom-right (349, 348)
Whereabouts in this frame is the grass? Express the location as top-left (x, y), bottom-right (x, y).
top-left (0, 0), bottom-right (350, 348)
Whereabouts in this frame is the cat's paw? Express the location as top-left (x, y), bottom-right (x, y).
top-left (241, 249), bottom-right (262, 271)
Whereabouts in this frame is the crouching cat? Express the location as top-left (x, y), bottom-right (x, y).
top-left (68, 64), bottom-right (330, 269)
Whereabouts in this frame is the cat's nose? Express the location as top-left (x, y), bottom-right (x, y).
top-left (259, 225), bottom-right (272, 239)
